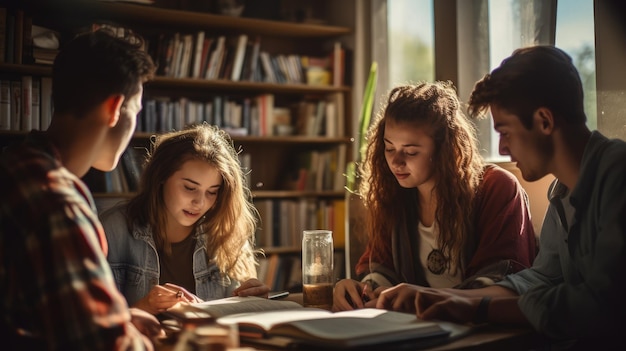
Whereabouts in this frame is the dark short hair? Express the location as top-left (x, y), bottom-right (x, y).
top-left (468, 45), bottom-right (586, 128)
top-left (52, 29), bottom-right (155, 117)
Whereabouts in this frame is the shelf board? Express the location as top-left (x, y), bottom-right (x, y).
top-left (1, 131), bottom-right (352, 146)
top-left (26, 0), bottom-right (351, 38)
top-left (0, 64), bottom-right (350, 95)
top-left (0, 63), bottom-right (51, 76)
top-left (251, 190), bottom-right (346, 199)
top-left (132, 132), bottom-right (352, 144)
top-left (91, 190), bottom-right (346, 199)
top-left (148, 77), bottom-right (350, 94)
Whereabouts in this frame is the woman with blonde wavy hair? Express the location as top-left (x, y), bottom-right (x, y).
top-left (101, 123), bottom-right (268, 315)
top-left (333, 82), bottom-right (536, 311)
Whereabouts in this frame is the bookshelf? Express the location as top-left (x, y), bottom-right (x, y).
top-left (0, 0), bottom-right (353, 293)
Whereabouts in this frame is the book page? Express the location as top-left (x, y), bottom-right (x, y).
top-left (218, 309), bottom-right (330, 332)
top-left (219, 308), bottom-right (449, 347)
top-left (165, 296), bottom-right (303, 320)
top-left (218, 308), bottom-right (388, 334)
top-left (272, 310), bottom-right (445, 347)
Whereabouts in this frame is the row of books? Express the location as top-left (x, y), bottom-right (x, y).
top-left (0, 7), bottom-right (61, 65)
top-left (1, 13), bottom-right (348, 89)
top-left (83, 142), bottom-right (347, 197)
top-left (1, 74), bottom-right (344, 139)
top-left (0, 7), bottom-right (31, 65)
top-left (149, 30), bottom-right (347, 86)
top-left (82, 147), bottom-right (146, 194)
top-left (254, 198), bottom-right (346, 249)
top-left (0, 76), bottom-right (52, 131)
top-left (139, 92), bottom-right (344, 137)
top-left (283, 145), bottom-right (347, 193)
top-left (257, 251), bottom-right (345, 292)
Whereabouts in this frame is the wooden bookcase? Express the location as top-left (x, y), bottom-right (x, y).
top-left (0, 0), bottom-right (352, 292)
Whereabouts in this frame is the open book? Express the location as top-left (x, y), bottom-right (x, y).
top-left (165, 296), bottom-right (453, 349)
top-left (164, 296), bottom-right (303, 322)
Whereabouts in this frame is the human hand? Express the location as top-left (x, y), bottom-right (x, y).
top-left (361, 285), bottom-right (386, 308)
top-left (376, 283), bottom-right (431, 313)
top-left (135, 283), bottom-right (198, 315)
top-left (416, 289), bottom-right (478, 323)
top-left (332, 279), bottom-right (369, 311)
top-left (129, 307), bottom-right (165, 339)
top-left (232, 278), bottom-right (270, 298)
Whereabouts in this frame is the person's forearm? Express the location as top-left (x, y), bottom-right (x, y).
top-left (443, 284), bottom-right (518, 298)
top-left (489, 296), bottom-right (531, 326)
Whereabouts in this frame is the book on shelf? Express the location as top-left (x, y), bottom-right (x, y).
top-left (12, 8), bottom-right (23, 65)
top-left (218, 45), bottom-right (234, 80)
top-left (40, 77), bottom-right (52, 130)
top-left (230, 34), bottom-right (248, 81)
top-left (301, 54), bottom-right (332, 86)
top-left (284, 255), bottom-right (303, 292)
top-left (21, 13), bottom-right (32, 64)
top-left (8, 80), bottom-right (20, 131)
top-left (332, 41), bottom-right (344, 87)
top-left (120, 147), bottom-right (146, 192)
top-left (0, 8), bottom-right (6, 64)
top-left (205, 35), bottom-right (225, 80)
top-left (20, 76), bottom-right (32, 131)
top-left (197, 36), bottom-right (213, 79)
top-left (244, 36), bottom-right (261, 81)
top-left (177, 33), bottom-right (194, 78)
top-left (0, 80), bottom-right (9, 130)
top-left (31, 77), bottom-right (40, 130)
top-left (259, 51), bottom-right (276, 83)
top-left (191, 30), bottom-right (205, 78)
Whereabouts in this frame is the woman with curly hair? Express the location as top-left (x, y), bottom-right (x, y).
top-left (333, 82), bottom-right (536, 311)
top-left (101, 123), bottom-right (268, 315)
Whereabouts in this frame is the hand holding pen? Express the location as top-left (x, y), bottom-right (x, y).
top-left (332, 279), bottom-right (379, 311)
top-left (361, 281), bottom-right (371, 303)
top-left (349, 281), bottom-right (375, 308)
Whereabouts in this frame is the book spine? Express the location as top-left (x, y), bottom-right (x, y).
top-left (21, 75), bottom-right (32, 131)
top-left (13, 9), bottom-right (23, 65)
top-left (230, 34), bottom-right (248, 81)
top-left (10, 80), bottom-right (21, 131)
top-left (31, 77), bottom-right (40, 130)
top-left (0, 7), bottom-right (6, 63)
top-left (191, 31), bottom-right (205, 78)
top-left (40, 77), bottom-right (53, 130)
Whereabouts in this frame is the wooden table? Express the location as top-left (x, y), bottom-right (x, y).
top-left (155, 293), bottom-right (547, 351)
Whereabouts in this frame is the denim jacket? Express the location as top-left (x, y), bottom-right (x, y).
top-left (100, 203), bottom-right (238, 307)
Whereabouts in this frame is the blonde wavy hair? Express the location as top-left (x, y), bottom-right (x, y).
top-left (126, 124), bottom-right (259, 281)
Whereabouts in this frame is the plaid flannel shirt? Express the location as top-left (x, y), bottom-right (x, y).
top-left (0, 132), bottom-right (149, 350)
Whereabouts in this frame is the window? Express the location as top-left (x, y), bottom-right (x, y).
top-left (386, 0), bottom-right (434, 86)
top-left (377, 0), bottom-right (596, 161)
top-left (555, 0), bottom-right (597, 130)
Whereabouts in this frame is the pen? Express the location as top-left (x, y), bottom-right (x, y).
top-left (268, 291), bottom-right (289, 300)
top-left (361, 282), bottom-right (370, 303)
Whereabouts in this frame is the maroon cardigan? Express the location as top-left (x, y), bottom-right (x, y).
top-left (356, 164), bottom-right (537, 288)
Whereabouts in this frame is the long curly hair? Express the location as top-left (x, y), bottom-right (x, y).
top-left (359, 82), bottom-right (485, 274)
top-left (126, 124), bottom-right (259, 281)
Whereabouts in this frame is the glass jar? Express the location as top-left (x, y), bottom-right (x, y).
top-left (302, 230), bottom-right (334, 309)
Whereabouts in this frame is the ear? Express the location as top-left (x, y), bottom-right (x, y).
top-left (105, 95), bottom-right (125, 127)
top-left (534, 107), bottom-right (554, 135)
